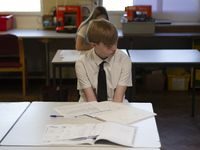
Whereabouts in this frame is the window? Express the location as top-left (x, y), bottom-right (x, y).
top-left (163, 0), bottom-right (199, 12)
top-left (101, 0), bottom-right (133, 11)
top-left (100, 0), bottom-right (200, 13)
top-left (0, 0), bottom-right (41, 15)
top-left (132, 0), bottom-right (158, 12)
top-left (100, 0), bottom-right (200, 23)
top-left (99, 0), bottom-right (157, 11)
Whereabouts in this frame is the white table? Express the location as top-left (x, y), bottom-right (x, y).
top-left (0, 29), bottom-right (123, 39)
top-left (0, 146), bottom-right (160, 150)
top-left (129, 49), bottom-right (200, 116)
top-left (0, 102), bottom-right (30, 143)
top-left (1, 102), bottom-right (161, 149)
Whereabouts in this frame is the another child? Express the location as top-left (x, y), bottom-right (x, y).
top-left (75, 6), bottom-right (109, 51)
top-left (75, 19), bottom-right (132, 102)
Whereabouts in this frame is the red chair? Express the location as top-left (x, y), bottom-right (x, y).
top-left (0, 34), bottom-right (27, 96)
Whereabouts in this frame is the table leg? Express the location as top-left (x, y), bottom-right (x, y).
top-left (59, 66), bottom-right (63, 101)
top-left (192, 67), bottom-right (196, 117)
top-left (44, 42), bottom-right (50, 85)
top-left (53, 64), bottom-right (56, 101)
top-left (130, 38), bottom-right (133, 49)
top-left (132, 64), bottom-right (136, 101)
top-left (39, 39), bottom-right (52, 86)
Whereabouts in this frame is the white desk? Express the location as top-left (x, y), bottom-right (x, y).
top-left (0, 147), bottom-right (160, 150)
top-left (128, 49), bottom-right (200, 116)
top-left (0, 102), bottom-right (30, 143)
top-left (0, 29), bottom-right (123, 39)
top-left (1, 102), bottom-right (161, 149)
top-left (0, 146), bottom-right (160, 150)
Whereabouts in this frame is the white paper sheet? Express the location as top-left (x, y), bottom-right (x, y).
top-left (53, 101), bottom-right (110, 117)
top-left (94, 105), bottom-right (157, 124)
top-left (60, 50), bottom-right (86, 62)
top-left (41, 122), bottom-right (137, 147)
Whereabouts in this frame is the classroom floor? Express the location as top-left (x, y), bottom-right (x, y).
top-left (0, 78), bottom-right (200, 150)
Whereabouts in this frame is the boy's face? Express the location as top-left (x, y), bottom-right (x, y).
top-left (91, 42), bottom-right (117, 60)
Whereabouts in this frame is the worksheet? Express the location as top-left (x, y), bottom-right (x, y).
top-left (53, 101), bottom-right (110, 117)
top-left (41, 122), bottom-right (137, 147)
top-left (53, 101), bottom-right (156, 124)
top-left (92, 105), bottom-right (157, 124)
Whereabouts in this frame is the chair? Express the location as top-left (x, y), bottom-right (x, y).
top-left (0, 34), bottom-right (27, 96)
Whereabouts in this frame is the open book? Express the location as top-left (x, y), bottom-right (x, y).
top-left (89, 102), bottom-right (157, 124)
top-left (41, 121), bottom-right (137, 147)
top-left (53, 101), bottom-right (156, 125)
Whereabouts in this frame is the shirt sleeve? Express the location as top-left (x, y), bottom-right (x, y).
top-left (75, 59), bottom-right (92, 90)
top-left (77, 24), bottom-right (90, 45)
top-left (118, 54), bottom-right (132, 87)
top-left (77, 24), bottom-right (87, 39)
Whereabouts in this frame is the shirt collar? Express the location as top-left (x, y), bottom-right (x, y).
top-left (92, 48), bottom-right (112, 66)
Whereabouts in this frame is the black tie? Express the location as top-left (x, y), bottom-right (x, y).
top-left (97, 61), bottom-right (107, 102)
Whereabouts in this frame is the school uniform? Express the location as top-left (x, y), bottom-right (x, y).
top-left (75, 48), bottom-right (132, 102)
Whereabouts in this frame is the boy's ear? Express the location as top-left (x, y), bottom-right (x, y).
top-left (90, 42), bottom-right (96, 48)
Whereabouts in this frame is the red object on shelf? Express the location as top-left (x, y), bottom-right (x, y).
top-left (0, 14), bottom-right (13, 31)
top-left (56, 6), bottom-right (82, 33)
top-left (127, 6), bottom-right (151, 22)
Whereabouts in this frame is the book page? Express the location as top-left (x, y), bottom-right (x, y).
top-left (89, 101), bottom-right (128, 118)
top-left (95, 122), bottom-right (137, 147)
top-left (41, 124), bottom-right (95, 145)
top-left (41, 122), bottom-right (137, 147)
top-left (53, 101), bottom-right (109, 117)
top-left (94, 105), bottom-right (157, 124)
top-left (59, 124), bottom-right (94, 140)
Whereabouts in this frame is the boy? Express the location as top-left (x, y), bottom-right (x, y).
top-left (75, 19), bottom-right (132, 102)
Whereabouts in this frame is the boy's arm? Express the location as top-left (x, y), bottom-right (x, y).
top-left (83, 87), bottom-right (97, 102)
top-left (112, 85), bottom-right (127, 103)
top-left (76, 60), bottom-right (96, 102)
top-left (112, 53), bottom-right (132, 103)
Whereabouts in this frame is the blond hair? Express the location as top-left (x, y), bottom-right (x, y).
top-left (77, 6), bottom-right (109, 32)
top-left (87, 19), bottom-right (118, 47)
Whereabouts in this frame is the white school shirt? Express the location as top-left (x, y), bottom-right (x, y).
top-left (76, 23), bottom-right (90, 45)
top-left (75, 48), bottom-right (132, 102)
